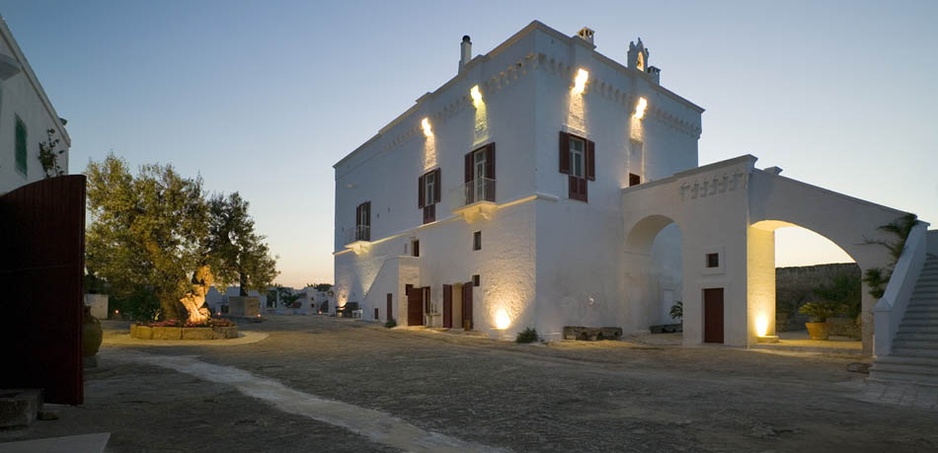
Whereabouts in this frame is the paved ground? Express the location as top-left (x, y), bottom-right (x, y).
top-left (2, 315), bottom-right (938, 452)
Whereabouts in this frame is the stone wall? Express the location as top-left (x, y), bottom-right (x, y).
top-left (775, 263), bottom-right (860, 332)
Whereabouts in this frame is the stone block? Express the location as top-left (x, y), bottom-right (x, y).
top-left (182, 328), bottom-right (214, 340)
top-left (151, 326), bottom-right (182, 340)
top-left (228, 296), bottom-right (260, 317)
top-left (0, 389), bottom-right (42, 428)
top-left (130, 324), bottom-right (153, 340)
top-left (212, 326), bottom-right (239, 339)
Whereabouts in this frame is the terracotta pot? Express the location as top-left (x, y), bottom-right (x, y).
top-left (805, 321), bottom-right (830, 341)
top-left (82, 305), bottom-right (103, 357)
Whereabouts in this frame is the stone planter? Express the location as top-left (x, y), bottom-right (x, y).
top-left (131, 324), bottom-right (238, 340)
top-left (130, 324), bottom-right (152, 339)
top-left (151, 326), bottom-right (182, 340)
top-left (805, 322), bottom-right (830, 341)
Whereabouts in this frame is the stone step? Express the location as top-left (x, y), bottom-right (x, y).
top-left (895, 332), bottom-right (938, 342)
top-left (870, 356), bottom-right (938, 384)
top-left (897, 326), bottom-right (938, 335)
top-left (898, 319), bottom-right (938, 327)
top-left (891, 347), bottom-right (938, 359)
top-left (891, 339), bottom-right (938, 350)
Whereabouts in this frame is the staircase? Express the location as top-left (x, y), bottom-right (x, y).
top-left (869, 255), bottom-right (938, 383)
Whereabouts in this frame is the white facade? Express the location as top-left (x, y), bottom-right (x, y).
top-left (0, 16), bottom-right (70, 194)
top-left (334, 22), bottom-right (702, 340)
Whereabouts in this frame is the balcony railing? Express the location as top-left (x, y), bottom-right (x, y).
top-left (344, 225), bottom-right (371, 245)
top-left (450, 178), bottom-right (496, 209)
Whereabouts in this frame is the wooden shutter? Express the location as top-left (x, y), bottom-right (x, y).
top-left (355, 203), bottom-right (362, 227)
top-left (433, 168), bottom-right (441, 203)
top-left (558, 131), bottom-right (570, 174)
top-left (569, 176), bottom-right (588, 202)
top-left (464, 152), bottom-right (473, 183)
top-left (362, 202), bottom-right (370, 227)
top-left (443, 284), bottom-right (453, 328)
top-left (485, 144), bottom-right (496, 201)
top-left (586, 139), bottom-right (595, 181)
top-left (418, 174), bottom-right (425, 208)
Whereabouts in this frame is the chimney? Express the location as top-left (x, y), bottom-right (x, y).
top-left (646, 66), bottom-right (661, 85)
top-left (459, 35), bottom-right (472, 72)
top-left (576, 27), bottom-right (595, 46)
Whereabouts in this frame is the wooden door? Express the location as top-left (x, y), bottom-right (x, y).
top-left (386, 293), bottom-right (393, 321)
top-left (0, 176), bottom-right (86, 404)
top-left (461, 282), bottom-right (474, 330)
top-left (407, 287), bottom-right (423, 326)
top-left (704, 288), bottom-right (724, 344)
top-left (443, 284), bottom-right (453, 328)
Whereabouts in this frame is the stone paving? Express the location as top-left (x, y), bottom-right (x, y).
top-left (2, 315), bottom-right (937, 452)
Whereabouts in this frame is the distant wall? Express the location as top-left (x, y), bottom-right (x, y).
top-left (775, 263), bottom-right (860, 331)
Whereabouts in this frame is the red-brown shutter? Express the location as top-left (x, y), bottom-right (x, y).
top-left (559, 131), bottom-right (570, 174)
top-left (362, 202), bottom-right (370, 227)
top-left (586, 139), bottom-right (596, 181)
top-left (418, 174), bottom-right (425, 209)
top-left (485, 144), bottom-right (495, 180)
top-left (464, 152), bottom-right (473, 183)
top-left (433, 168), bottom-right (441, 203)
top-left (580, 178), bottom-right (588, 202)
top-left (355, 203), bottom-right (362, 227)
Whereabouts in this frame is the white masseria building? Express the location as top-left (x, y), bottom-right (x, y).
top-left (334, 21), bottom-right (933, 357)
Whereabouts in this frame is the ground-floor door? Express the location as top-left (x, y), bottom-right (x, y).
top-left (443, 284), bottom-right (453, 328)
top-left (386, 293), bottom-right (392, 321)
top-left (704, 288), bottom-right (724, 344)
top-left (407, 286), bottom-right (423, 326)
top-left (461, 282), bottom-right (473, 330)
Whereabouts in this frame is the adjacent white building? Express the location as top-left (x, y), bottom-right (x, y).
top-left (334, 21), bottom-right (699, 340)
top-left (0, 15), bottom-right (70, 194)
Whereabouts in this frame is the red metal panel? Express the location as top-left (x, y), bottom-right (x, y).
top-left (0, 176), bottom-right (86, 404)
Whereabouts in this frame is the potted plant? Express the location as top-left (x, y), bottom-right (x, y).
top-left (798, 301), bottom-right (841, 340)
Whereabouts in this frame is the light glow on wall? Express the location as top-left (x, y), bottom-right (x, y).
top-left (634, 97), bottom-right (648, 120)
top-left (755, 314), bottom-right (770, 337)
top-left (470, 85), bottom-right (483, 105)
top-left (421, 117), bottom-right (433, 138)
top-left (572, 68), bottom-right (589, 95)
top-left (494, 308), bottom-right (511, 330)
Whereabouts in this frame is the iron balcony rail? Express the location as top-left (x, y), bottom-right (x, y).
top-left (451, 178), bottom-right (496, 209)
top-left (344, 225), bottom-right (371, 244)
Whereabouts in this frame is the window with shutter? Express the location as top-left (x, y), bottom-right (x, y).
top-left (419, 168), bottom-right (441, 224)
top-left (559, 131), bottom-right (594, 202)
top-left (464, 143), bottom-right (496, 205)
top-left (355, 201), bottom-right (371, 241)
top-left (15, 115), bottom-right (27, 175)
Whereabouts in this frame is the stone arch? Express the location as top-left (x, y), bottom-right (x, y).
top-left (623, 214), bottom-right (682, 334)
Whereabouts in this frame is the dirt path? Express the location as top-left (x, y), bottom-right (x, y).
top-left (3, 315), bottom-right (937, 452)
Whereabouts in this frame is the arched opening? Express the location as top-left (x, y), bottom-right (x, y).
top-left (624, 215), bottom-right (683, 336)
top-left (751, 220), bottom-right (860, 344)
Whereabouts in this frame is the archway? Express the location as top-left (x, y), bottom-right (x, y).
top-left (624, 215), bottom-right (683, 336)
top-left (752, 220), bottom-right (861, 341)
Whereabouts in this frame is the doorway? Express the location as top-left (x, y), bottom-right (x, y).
top-left (704, 288), bottom-right (724, 343)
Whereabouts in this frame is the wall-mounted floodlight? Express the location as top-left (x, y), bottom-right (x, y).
top-left (572, 68), bottom-right (589, 95)
top-left (634, 97), bottom-right (648, 120)
top-left (421, 117), bottom-right (433, 138)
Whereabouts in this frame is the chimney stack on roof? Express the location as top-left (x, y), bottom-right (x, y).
top-left (576, 27), bottom-right (595, 46)
top-left (459, 35), bottom-right (472, 72)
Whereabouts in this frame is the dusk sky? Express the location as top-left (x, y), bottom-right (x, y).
top-left (1, 1), bottom-right (935, 288)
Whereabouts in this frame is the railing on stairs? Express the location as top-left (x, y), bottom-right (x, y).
top-left (874, 222), bottom-right (930, 356)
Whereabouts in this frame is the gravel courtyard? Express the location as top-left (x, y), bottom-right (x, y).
top-left (3, 315), bottom-right (938, 452)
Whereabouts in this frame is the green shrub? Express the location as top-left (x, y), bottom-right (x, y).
top-left (384, 318), bottom-right (397, 329)
top-left (516, 327), bottom-right (539, 343)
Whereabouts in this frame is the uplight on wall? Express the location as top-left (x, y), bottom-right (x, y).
top-left (470, 85), bottom-right (483, 105)
top-left (634, 97), bottom-right (648, 120)
top-left (494, 308), bottom-right (511, 330)
top-left (755, 314), bottom-right (769, 338)
top-left (421, 117), bottom-right (434, 138)
top-left (572, 68), bottom-right (589, 95)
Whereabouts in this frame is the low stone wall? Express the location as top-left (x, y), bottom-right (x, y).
top-left (563, 326), bottom-right (623, 341)
top-left (130, 324), bottom-right (239, 340)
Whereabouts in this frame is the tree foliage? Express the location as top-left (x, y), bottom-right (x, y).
top-left (85, 154), bottom-right (278, 320)
top-left (205, 192), bottom-right (278, 295)
top-left (862, 213), bottom-right (920, 298)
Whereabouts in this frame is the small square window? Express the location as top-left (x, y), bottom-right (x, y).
top-left (706, 253), bottom-right (720, 268)
top-left (472, 274), bottom-right (480, 287)
top-left (472, 231), bottom-right (481, 251)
